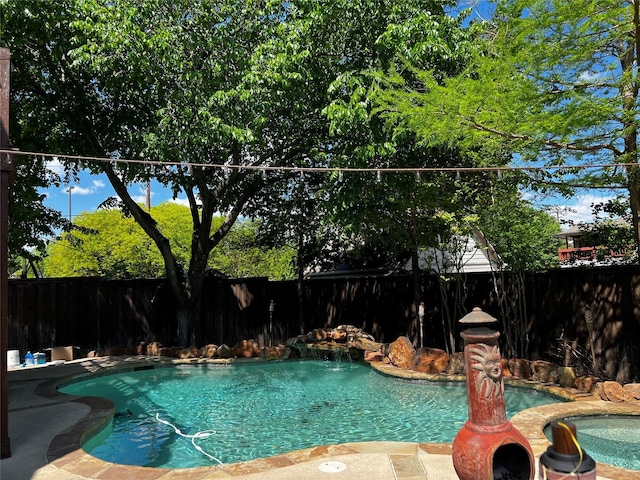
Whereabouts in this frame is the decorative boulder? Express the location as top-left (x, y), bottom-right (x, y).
top-left (348, 337), bottom-right (383, 352)
top-left (330, 328), bottom-right (347, 343)
top-left (308, 328), bottom-right (329, 342)
top-left (600, 380), bottom-right (624, 402)
top-left (147, 342), bottom-right (162, 356)
top-left (388, 336), bottom-right (415, 370)
top-left (217, 344), bottom-right (232, 359)
top-left (508, 359), bottom-right (531, 380)
top-left (623, 383), bottom-right (640, 403)
top-left (574, 375), bottom-right (599, 393)
top-left (338, 325), bottom-right (375, 341)
top-left (500, 359), bottom-right (512, 378)
top-left (446, 352), bottom-right (465, 375)
top-left (413, 347), bottom-right (449, 374)
top-left (200, 344), bottom-right (218, 358)
top-left (231, 339), bottom-right (261, 358)
top-left (531, 360), bottom-right (559, 383)
top-left (179, 346), bottom-right (199, 359)
top-left (136, 342), bottom-right (146, 356)
top-left (557, 367), bottom-right (576, 388)
top-left (364, 350), bottom-right (386, 363)
top-left (262, 346), bottom-right (286, 359)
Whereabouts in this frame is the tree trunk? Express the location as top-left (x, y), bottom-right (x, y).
top-left (628, 174), bottom-right (640, 259)
top-left (410, 246), bottom-right (422, 347)
top-left (102, 163), bottom-right (193, 343)
top-left (176, 308), bottom-right (190, 348)
top-left (621, 12), bottom-right (640, 260)
top-left (297, 231), bottom-right (305, 335)
top-left (184, 267), bottom-right (206, 347)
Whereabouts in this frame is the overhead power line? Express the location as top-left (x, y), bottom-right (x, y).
top-left (0, 148), bottom-right (635, 176)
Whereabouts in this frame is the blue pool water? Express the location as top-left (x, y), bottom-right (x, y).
top-left (544, 416), bottom-right (640, 471)
top-left (60, 360), bottom-right (560, 468)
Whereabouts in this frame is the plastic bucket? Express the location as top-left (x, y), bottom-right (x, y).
top-left (34, 352), bottom-right (46, 365)
top-left (7, 350), bottom-right (20, 368)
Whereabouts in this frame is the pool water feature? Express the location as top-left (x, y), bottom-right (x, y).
top-left (60, 360), bottom-right (561, 468)
top-left (544, 416), bottom-right (640, 472)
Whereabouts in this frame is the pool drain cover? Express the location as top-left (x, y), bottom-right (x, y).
top-left (318, 461), bottom-right (347, 473)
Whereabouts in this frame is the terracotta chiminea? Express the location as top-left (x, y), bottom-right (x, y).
top-left (452, 307), bottom-right (534, 480)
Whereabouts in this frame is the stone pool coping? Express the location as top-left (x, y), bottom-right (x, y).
top-left (6, 355), bottom-right (640, 479)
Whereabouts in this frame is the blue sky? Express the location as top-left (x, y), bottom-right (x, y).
top-left (42, 157), bottom-right (189, 224)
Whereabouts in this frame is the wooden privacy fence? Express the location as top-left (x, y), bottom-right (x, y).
top-left (7, 266), bottom-right (640, 382)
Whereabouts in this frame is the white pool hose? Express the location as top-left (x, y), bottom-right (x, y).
top-left (155, 413), bottom-right (223, 465)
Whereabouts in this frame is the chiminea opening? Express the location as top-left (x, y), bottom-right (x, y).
top-left (493, 444), bottom-right (532, 480)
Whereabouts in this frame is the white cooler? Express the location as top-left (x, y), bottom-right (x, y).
top-left (7, 349), bottom-right (20, 368)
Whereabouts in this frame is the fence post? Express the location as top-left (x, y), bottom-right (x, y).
top-left (0, 46), bottom-right (13, 459)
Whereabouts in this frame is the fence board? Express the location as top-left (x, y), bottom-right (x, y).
top-left (7, 266), bottom-right (640, 382)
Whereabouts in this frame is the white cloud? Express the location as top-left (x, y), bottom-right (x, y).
top-left (556, 193), bottom-right (618, 227)
top-left (129, 183), bottom-right (152, 205)
top-left (63, 181), bottom-right (105, 196)
top-left (45, 157), bottom-right (64, 174)
top-left (169, 197), bottom-right (190, 207)
top-left (578, 70), bottom-right (602, 83)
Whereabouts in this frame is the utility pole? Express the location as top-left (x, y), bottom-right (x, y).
top-left (66, 185), bottom-right (74, 222)
top-left (544, 205), bottom-right (576, 225)
top-left (0, 47), bottom-right (13, 459)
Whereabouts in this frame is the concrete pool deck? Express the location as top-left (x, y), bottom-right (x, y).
top-left (1, 356), bottom-right (639, 480)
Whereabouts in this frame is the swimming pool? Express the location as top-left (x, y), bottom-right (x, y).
top-left (544, 416), bottom-right (640, 471)
top-left (60, 360), bottom-right (561, 468)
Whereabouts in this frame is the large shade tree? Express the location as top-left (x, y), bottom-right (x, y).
top-left (2, 0), bottom-right (478, 346)
top-left (373, 0), bottom-right (640, 255)
top-left (4, 0), bottom-right (295, 345)
top-left (248, 0), bottom-right (483, 341)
